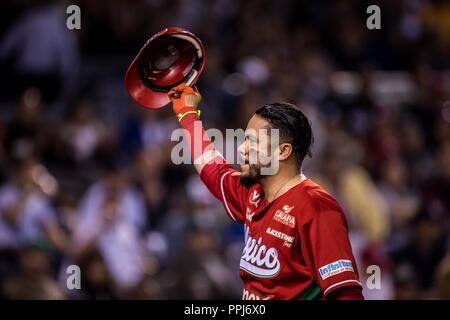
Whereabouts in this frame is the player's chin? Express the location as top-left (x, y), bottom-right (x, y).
top-left (239, 165), bottom-right (260, 187)
top-left (239, 174), bottom-right (258, 188)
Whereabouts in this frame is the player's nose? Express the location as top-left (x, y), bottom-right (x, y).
top-left (237, 141), bottom-right (249, 162)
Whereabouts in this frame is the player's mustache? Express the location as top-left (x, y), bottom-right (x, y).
top-left (239, 148), bottom-right (272, 166)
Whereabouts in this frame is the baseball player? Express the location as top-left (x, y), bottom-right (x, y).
top-left (167, 83), bottom-right (364, 300)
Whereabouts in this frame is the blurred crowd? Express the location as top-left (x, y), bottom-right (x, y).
top-left (0, 0), bottom-right (450, 299)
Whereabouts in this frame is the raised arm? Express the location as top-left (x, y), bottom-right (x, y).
top-left (168, 83), bottom-right (249, 223)
top-left (168, 83), bottom-right (220, 175)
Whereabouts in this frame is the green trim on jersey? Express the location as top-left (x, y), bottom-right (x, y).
top-left (299, 282), bottom-right (323, 300)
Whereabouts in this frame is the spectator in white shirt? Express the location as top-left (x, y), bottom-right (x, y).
top-left (72, 162), bottom-right (148, 292)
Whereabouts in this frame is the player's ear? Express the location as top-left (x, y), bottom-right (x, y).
top-left (278, 143), bottom-right (293, 161)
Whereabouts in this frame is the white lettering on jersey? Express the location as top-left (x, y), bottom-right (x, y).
top-left (242, 288), bottom-right (272, 300)
top-left (240, 226), bottom-right (280, 278)
top-left (273, 204), bottom-right (295, 228)
top-left (266, 227), bottom-right (295, 243)
top-left (246, 207), bottom-right (256, 221)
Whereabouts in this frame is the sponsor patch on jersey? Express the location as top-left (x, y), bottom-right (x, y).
top-left (266, 227), bottom-right (295, 244)
top-left (246, 207), bottom-right (256, 221)
top-left (318, 259), bottom-right (355, 280)
top-left (249, 190), bottom-right (261, 207)
top-left (273, 206), bottom-right (296, 228)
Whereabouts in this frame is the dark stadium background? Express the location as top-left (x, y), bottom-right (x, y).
top-left (0, 0), bottom-right (449, 299)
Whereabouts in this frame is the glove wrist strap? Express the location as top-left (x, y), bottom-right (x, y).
top-left (177, 109), bottom-right (201, 122)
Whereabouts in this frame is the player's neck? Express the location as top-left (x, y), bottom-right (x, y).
top-left (261, 167), bottom-right (306, 202)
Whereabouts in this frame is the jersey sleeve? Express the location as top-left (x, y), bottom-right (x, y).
top-left (299, 208), bottom-right (363, 298)
top-left (199, 161), bottom-right (249, 224)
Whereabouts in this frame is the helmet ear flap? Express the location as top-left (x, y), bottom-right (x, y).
top-left (125, 27), bottom-right (205, 110)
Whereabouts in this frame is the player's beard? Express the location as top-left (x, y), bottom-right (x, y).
top-left (239, 164), bottom-right (262, 188)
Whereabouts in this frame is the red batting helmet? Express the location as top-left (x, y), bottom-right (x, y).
top-left (125, 27), bottom-right (205, 109)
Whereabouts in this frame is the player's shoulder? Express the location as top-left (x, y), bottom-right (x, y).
top-left (293, 178), bottom-right (345, 225)
top-left (301, 179), bottom-right (342, 211)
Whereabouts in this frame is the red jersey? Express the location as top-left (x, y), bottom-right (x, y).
top-left (200, 161), bottom-right (363, 300)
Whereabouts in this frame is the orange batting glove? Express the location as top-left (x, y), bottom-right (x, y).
top-left (168, 83), bottom-right (202, 122)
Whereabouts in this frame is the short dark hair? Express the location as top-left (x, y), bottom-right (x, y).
top-left (255, 102), bottom-right (313, 166)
